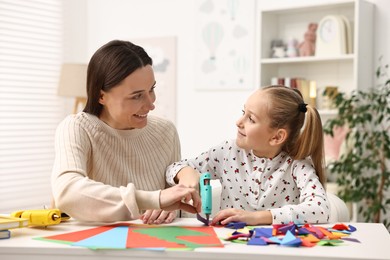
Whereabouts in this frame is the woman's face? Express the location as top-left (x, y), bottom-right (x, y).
top-left (98, 65), bottom-right (156, 130)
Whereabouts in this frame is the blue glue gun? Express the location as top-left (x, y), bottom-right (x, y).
top-left (200, 172), bottom-right (212, 223)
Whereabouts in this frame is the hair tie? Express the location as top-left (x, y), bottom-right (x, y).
top-left (298, 103), bottom-right (307, 113)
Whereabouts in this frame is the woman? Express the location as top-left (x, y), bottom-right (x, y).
top-left (52, 40), bottom-right (200, 223)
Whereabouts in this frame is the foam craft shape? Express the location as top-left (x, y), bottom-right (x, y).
top-left (280, 231), bottom-right (302, 247)
top-left (253, 228), bottom-right (273, 238)
top-left (196, 213), bottom-right (209, 226)
top-left (224, 222), bottom-right (359, 248)
top-left (279, 223), bottom-right (296, 235)
top-left (226, 221), bottom-right (246, 229)
top-left (341, 237), bottom-right (361, 243)
top-left (317, 240), bottom-right (344, 246)
top-left (248, 236), bottom-right (267, 246)
top-left (297, 227), bottom-right (311, 235)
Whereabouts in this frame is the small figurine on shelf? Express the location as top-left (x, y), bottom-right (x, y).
top-left (286, 38), bottom-right (299, 58)
top-left (270, 39), bottom-right (285, 58)
top-left (298, 23), bottom-right (318, 56)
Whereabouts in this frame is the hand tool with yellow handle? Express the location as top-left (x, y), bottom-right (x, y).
top-left (11, 209), bottom-right (67, 226)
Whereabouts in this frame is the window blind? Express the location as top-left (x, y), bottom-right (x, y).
top-left (0, 0), bottom-right (67, 212)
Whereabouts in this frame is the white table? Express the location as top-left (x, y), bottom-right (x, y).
top-left (0, 218), bottom-right (389, 260)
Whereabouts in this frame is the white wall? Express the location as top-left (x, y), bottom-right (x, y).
top-left (70, 0), bottom-right (389, 158)
top-left (84, 0), bottom-right (251, 158)
top-left (63, 0), bottom-right (88, 63)
top-left (368, 0), bottom-right (390, 70)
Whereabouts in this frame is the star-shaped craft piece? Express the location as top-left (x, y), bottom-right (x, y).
top-left (225, 221), bottom-right (247, 229)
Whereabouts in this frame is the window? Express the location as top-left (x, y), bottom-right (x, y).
top-left (0, 0), bottom-right (67, 212)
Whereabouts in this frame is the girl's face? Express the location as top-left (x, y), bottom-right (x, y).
top-left (235, 90), bottom-right (280, 158)
top-left (98, 65), bottom-right (156, 130)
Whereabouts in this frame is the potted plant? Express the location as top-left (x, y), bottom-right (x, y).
top-left (323, 56), bottom-right (390, 228)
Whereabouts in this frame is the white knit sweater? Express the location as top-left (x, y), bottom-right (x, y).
top-left (51, 112), bottom-right (180, 222)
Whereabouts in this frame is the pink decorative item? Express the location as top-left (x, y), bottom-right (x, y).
top-left (298, 23), bottom-right (318, 56)
top-left (324, 125), bottom-right (349, 162)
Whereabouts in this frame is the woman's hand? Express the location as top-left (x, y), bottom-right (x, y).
top-left (175, 167), bottom-right (200, 190)
top-left (210, 208), bottom-right (272, 226)
top-left (159, 184), bottom-right (201, 214)
top-left (140, 209), bottom-right (177, 224)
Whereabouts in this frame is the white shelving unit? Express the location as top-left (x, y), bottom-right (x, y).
top-left (256, 0), bottom-right (374, 117)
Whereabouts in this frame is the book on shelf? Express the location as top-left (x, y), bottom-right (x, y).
top-left (270, 77), bottom-right (300, 89)
top-left (0, 215), bottom-right (28, 230)
top-left (270, 77), bottom-right (317, 107)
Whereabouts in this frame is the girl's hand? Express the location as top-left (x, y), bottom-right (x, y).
top-left (140, 209), bottom-right (177, 224)
top-left (210, 208), bottom-right (272, 226)
top-left (175, 167), bottom-right (200, 190)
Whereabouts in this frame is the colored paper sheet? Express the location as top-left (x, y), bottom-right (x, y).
top-left (317, 239), bottom-right (344, 246)
top-left (253, 228), bottom-right (273, 238)
top-left (268, 236), bottom-right (282, 244)
top-left (38, 224), bottom-right (223, 250)
top-left (300, 238), bottom-right (317, 247)
top-left (280, 231), bottom-right (302, 247)
top-left (328, 229), bottom-right (351, 234)
top-left (262, 237), bottom-right (280, 244)
top-left (126, 228), bottom-right (186, 248)
top-left (42, 225), bottom-right (116, 243)
top-left (248, 236), bottom-right (267, 245)
top-left (348, 225), bottom-right (357, 232)
top-left (301, 233), bottom-right (320, 243)
top-left (318, 226), bottom-right (341, 240)
top-left (73, 226), bottom-right (128, 249)
top-left (341, 237), bottom-right (361, 243)
top-left (226, 221), bottom-right (246, 229)
top-left (305, 225), bottom-right (324, 239)
top-left (236, 227), bottom-right (252, 234)
top-left (297, 227), bottom-right (311, 235)
top-left (279, 223), bottom-right (296, 235)
top-left (133, 226), bottom-right (222, 248)
top-left (330, 231), bottom-right (349, 237)
top-left (332, 223), bottom-right (349, 230)
top-left (229, 239), bottom-right (248, 244)
top-left (225, 233), bottom-right (251, 241)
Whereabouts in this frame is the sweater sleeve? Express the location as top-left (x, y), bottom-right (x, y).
top-left (51, 116), bottom-right (160, 222)
top-left (269, 160), bottom-right (330, 224)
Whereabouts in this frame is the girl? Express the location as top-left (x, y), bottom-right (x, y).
top-left (166, 85), bottom-right (329, 225)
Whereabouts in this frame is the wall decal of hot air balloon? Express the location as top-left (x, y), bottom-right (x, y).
top-left (202, 22), bottom-right (224, 60)
top-left (227, 0), bottom-right (239, 21)
top-left (233, 55), bottom-right (250, 84)
top-left (195, 0), bottom-right (256, 90)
